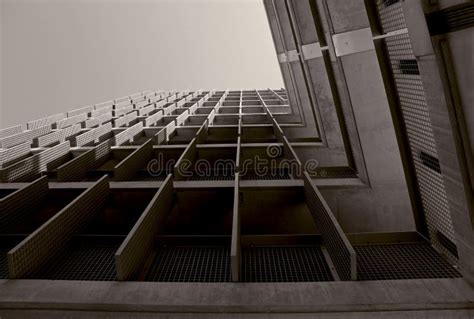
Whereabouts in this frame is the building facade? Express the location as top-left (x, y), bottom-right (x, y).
top-left (0, 0), bottom-right (473, 317)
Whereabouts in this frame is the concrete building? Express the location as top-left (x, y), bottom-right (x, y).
top-left (0, 0), bottom-right (473, 317)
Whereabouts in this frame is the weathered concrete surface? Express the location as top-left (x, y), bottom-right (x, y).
top-left (1, 309), bottom-right (474, 318)
top-left (0, 278), bottom-right (472, 316)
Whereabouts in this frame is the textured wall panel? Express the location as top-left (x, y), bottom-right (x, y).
top-left (113, 111), bottom-right (138, 128)
top-left (0, 125), bottom-right (23, 139)
top-left (56, 140), bottom-right (111, 182)
top-left (1, 141), bottom-right (70, 182)
top-left (0, 143), bottom-right (31, 168)
top-left (0, 176), bottom-right (49, 228)
top-left (75, 123), bottom-right (112, 147)
top-left (115, 175), bottom-right (173, 280)
top-left (303, 172), bottom-right (356, 280)
top-left (7, 176), bottom-right (109, 279)
top-left (114, 139), bottom-right (153, 181)
top-left (375, 0), bottom-right (457, 262)
top-left (56, 113), bottom-right (87, 129)
top-left (27, 114), bottom-right (65, 130)
top-left (113, 122), bottom-right (143, 146)
top-left (67, 106), bottom-right (93, 118)
top-left (0, 125), bottom-right (52, 148)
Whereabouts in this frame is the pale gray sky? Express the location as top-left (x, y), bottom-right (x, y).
top-left (0, 0), bottom-right (283, 128)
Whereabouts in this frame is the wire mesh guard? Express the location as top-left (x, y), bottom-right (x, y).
top-left (33, 239), bottom-right (119, 281)
top-left (0, 248), bottom-right (9, 279)
top-left (146, 246), bottom-right (232, 282)
top-left (355, 243), bottom-right (461, 281)
top-left (376, 0), bottom-right (458, 263)
top-left (0, 238), bottom-right (25, 279)
top-left (241, 246), bottom-right (333, 282)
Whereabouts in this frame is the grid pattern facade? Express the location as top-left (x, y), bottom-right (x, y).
top-left (0, 248), bottom-right (9, 279)
top-left (356, 243), bottom-right (460, 280)
top-left (0, 88), bottom-right (461, 283)
top-left (241, 246), bottom-right (333, 282)
top-left (376, 0), bottom-right (458, 263)
top-left (303, 172), bottom-right (356, 281)
top-left (146, 246), bottom-right (232, 282)
top-left (35, 240), bottom-right (119, 281)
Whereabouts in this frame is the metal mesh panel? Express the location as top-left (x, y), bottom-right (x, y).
top-left (0, 125), bottom-right (23, 139)
top-left (115, 175), bottom-right (174, 281)
top-left (0, 238), bottom-right (23, 279)
top-left (241, 246), bottom-right (333, 282)
top-left (67, 105), bottom-right (93, 118)
top-left (56, 141), bottom-right (111, 181)
top-left (155, 128), bottom-right (167, 145)
top-left (145, 246), bottom-right (231, 282)
top-left (138, 104), bottom-right (154, 116)
top-left (0, 143), bottom-right (30, 168)
top-left (114, 140), bottom-right (153, 181)
top-left (113, 111), bottom-right (138, 127)
top-left (91, 105), bottom-right (113, 117)
top-left (176, 112), bottom-right (189, 126)
top-left (75, 123), bottom-right (112, 147)
top-left (113, 122), bottom-right (143, 146)
top-left (145, 110), bottom-right (164, 127)
top-left (355, 243), bottom-right (461, 281)
top-left (94, 101), bottom-right (114, 109)
top-left (1, 141), bottom-right (70, 182)
top-left (0, 248), bottom-right (8, 279)
top-left (376, 0), bottom-right (406, 34)
top-left (0, 176), bottom-right (49, 228)
top-left (303, 172), bottom-right (356, 280)
top-left (0, 125), bottom-right (51, 148)
top-left (114, 96), bottom-right (131, 104)
top-left (27, 114), bottom-right (65, 130)
top-left (7, 176), bottom-right (109, 279)
top-left (37, 124), bottom-right (81, 147)
top-left (36, 131), bottom-right (61, 148)
top-left (35, 239), bottom-right (118, 281)
top-left (113, 104), bottom-right (134, 117)
top-left (376, 3), bottom-right (457, 263)
top-left (56, 113), bottom-right (87, 129)
top-left (84, 112), bottom-right (112, 128)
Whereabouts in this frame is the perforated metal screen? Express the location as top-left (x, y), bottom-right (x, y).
top-left (34, 239), bottom-right (119, 281)
top-left (146, 246), bottom-right (232, 282)
top-left (145, 245), bottom-right (333, 283)
top-left (0, 249), bottom-right (8, 279)
top-left (376, 0), bottom-right (458, 263)
top-left (355, 243), bottom-right (460, 280)
top-left (0, 237), bottom-right (25, 279)
top-left (241, 246), bottom-right (333, 282)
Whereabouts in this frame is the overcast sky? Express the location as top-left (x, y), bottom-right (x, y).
top-left (0, 0), bottom-right (283, 128)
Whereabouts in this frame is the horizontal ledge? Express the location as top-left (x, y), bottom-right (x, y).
top-left (0, 278), bottom-right (471, 313)
top-left (0, 178), bottom-right (366, 190)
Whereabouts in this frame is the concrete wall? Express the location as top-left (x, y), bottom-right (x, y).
top-left (264, 0), bottom-right (415, 233)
